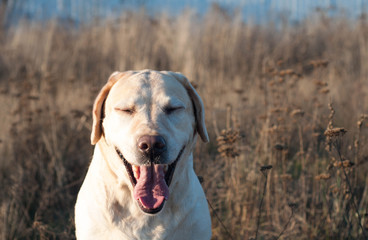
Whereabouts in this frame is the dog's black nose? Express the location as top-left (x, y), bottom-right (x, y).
top-left (138, 135), bottom-right (166, 158)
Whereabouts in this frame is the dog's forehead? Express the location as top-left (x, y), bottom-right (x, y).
top-left (108, 71), bottom-right (190, 106)
top-left (150, 73), bottom-right (189, 103)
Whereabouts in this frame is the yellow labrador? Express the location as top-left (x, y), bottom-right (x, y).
top-left (75, 70), bottom-right (211, 239)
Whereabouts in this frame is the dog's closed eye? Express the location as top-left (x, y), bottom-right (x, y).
top-left (115, 107), bottom-right (135, 115)
top-left (163, 106), bottom-right (184, 114)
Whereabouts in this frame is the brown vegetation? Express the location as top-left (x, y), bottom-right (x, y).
top-left (1, 7), bottom-right (368, 239)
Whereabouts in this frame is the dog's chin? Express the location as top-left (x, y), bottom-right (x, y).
top-left (115, 147), bottom-right (184, 215)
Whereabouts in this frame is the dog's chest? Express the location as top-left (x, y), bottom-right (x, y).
top-left (109, 217), bottom-right (175, 240)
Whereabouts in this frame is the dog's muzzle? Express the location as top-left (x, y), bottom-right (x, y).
top-left (115, 146), bottom-right (184, 214)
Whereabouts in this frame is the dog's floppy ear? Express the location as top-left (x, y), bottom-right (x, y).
top-left (91, 71), bottom-right (132, 145)
top-left (166, 71), bottom-right (209, 143)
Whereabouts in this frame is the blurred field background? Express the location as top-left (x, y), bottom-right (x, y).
top-left (1, 1), bottom-right (368, 239)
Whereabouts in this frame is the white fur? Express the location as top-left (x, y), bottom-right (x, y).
top-left (75, 70), bottom-right (211, 240)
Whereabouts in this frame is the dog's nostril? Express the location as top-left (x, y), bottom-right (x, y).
top-left (154, 141), bottom-right (164, 150)
top-left (153, 136), bottom-right (166, 150)
top-left (139, 142), bottom-right (149, 151)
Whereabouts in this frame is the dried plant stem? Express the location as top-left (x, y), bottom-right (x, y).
top-left (333, 141), bottom-right (367, 239)
top-left (354, 115), bottom-right (366, 185)
top-left (275, 207), bottom-right (295, 240)
top-left (255, 167), bottom-right (271, 240)
top-left (298, 123), bottom-right (307, 220)
top-left (207, 199), bottom-right (234, 240)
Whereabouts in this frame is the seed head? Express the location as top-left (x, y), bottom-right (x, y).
top-left (260, 165), bottom-right (273, 172)
top-left (315, 173), bottom-right (331, 180)
top-left (217, 128), bottom-right (240, 158)
top-left (309, 59), bottom-right (329, 68)
top-left (288, 202), bottom-right (298, 209)
top-left (319, 88), bottom-right (330, 94)
top-left (357, 114), bottom-right (368, 128)
top-left (314, 80), bottom-right (328, 87)
top-left (279, 69), bottom-right (295, 77)
top-left (324, 127), bottom-right (347, 137)
top-left (274, 144), bottom-right (286, 151)
top-left (334, 160), bottom-right (354, 168)
top-left (281, 174), bottom-right (292, 180)
top-left (290, 109), bottom-right (304, 117)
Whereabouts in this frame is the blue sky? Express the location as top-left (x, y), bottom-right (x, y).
top-left (4, 0), bottom-right (368, 25)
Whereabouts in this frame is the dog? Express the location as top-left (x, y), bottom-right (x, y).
top-left (75, 70), bottom-right (212, 239)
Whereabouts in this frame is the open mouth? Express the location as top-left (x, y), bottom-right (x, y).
top-left (115, 147), bottom-right (184, 214)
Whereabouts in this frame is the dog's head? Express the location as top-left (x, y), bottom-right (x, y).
top-left (90, 70), bottom-right (208, 214)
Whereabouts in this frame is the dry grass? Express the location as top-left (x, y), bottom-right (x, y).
top-left (1, 6), bottom-right (368, 239)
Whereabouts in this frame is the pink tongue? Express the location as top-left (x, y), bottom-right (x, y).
top-left (133, 164), bottom-right (169, 209)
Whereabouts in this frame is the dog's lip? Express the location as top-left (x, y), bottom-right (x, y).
top-left (115, 146), bottom-right (184, 214)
